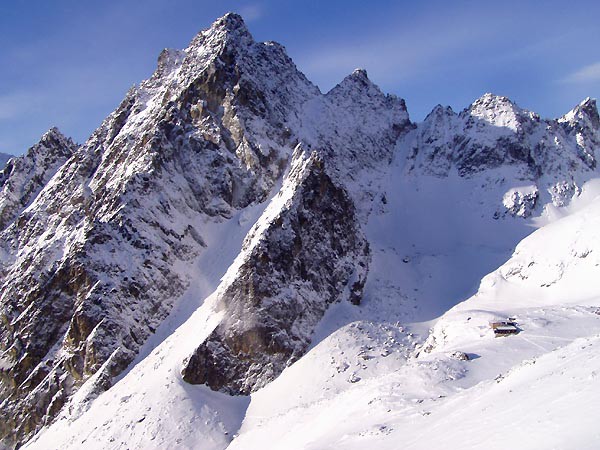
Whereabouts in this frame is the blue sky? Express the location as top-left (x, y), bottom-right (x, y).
top-left (1, 0), bottom-right (599, 154)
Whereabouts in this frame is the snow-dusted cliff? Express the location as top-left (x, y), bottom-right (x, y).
top-left (1, 12), bottom-right (599, 450)
top-left (0, 128), bottom-right (77, 231)
top-left (404, 94), bottom-right (599, 216)
top-left (180, 150), bottom-right (370, 394)
top-left (0, 13), bottom-right (317, 446)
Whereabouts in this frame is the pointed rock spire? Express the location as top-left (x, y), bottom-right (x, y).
top-left (33, 127), bottom-right (77, 160)
top-left (468, 93), bottom-right (521, 113)
top-left (187, 12), bottom-right (253, 53)
top-left (0, 127), bottom-right (77, 230)
top-left (561, 97), bottom-right (600, 130)
top-left (326, 67), bottom-right (390, 108)
top-left (348, 68), bottom-right (369, 82)
top-left (329, 68), bottom-right (377, 94)
top-left (215, 12), bottom-right (248, 32)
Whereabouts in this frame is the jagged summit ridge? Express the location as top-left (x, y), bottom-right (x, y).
top-left (402, 94), bottom-right (600, 218)
top-left (406, 93), bottom-right (599, 183)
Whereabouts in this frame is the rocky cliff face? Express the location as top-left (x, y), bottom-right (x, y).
top-left (0, 13), bottom-right (317, 448)
top-left (0, 11), bottom-right (599, 450)
top-left (181, 150), bottom-right (370, 394)
top-left (300, 68), bottom-right (410, 217)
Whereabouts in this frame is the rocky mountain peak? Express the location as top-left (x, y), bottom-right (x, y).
top-left (3, 11), bottom-right (600, 450)
top-left (42, 126), bottom-right (65, 139)
top-left (0, 13), bottom-right (325, 447)
top-left (425, 104), bottom-right (456, 121)
top-left (213, 12), bottom-right (249, 34)
top-left (327, 68), bottom-right (381, 99)
top-left (187, 12), bottom-right (253, 57)
top-left (464, 93), bottom-right (531, 132)
top-left (407, 93), bottom-right (600, 182)
top-left (323, 68), bottom-right (409, 136)
top-left (2, 126), bottom-right (76, 175)
top-left (348, 68), bottom-right (369, 82)
top-left (470, 92), bottom-right (515, 108)
top-left (200, 12), bottom-right (251, 42)
top-left (0, 127), bottom-right (77, 231)
top-left (37, 127), bottom-right (77, 155)
top-left (560, 97), bottom-right (600, 130)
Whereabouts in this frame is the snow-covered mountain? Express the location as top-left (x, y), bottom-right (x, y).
top-left (0, 13), bottom-right (599, 450)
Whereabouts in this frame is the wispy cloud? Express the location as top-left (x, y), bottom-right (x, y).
top-left (297, 33), bottom-right (481, 94)
top-left (238, 4), bottom-right (263, 22)
top-left (293, 6), bottom-right (528, 92)
top-left (562, 62), bottom-right (600, 84)
top-left (0, 92), bottom-right (44, 120)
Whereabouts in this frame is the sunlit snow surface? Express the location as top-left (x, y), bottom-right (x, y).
top-left (27, 168), bottom-right (600, 449)
top-left (226, 180), bottom-right (600, 450)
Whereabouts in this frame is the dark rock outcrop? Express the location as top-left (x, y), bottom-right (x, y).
top-left (181, 152), bottom-right (370, 394)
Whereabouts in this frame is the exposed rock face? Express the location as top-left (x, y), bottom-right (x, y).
top-left (301, 68), bottom-right (410, 217)
top-left (177, 68), bottom-right (409, 397)
top-left (408, 94), bottom-right (599, 179)
top-left (0, 13), bottom-right (400, 448)
top-left (181, 151), bottom-right (370, 393)
top-left (0, 128), bottom-right (77, 231)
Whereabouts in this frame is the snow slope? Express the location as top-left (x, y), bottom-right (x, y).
top-left (26, 163), bottom-right (600, 450)
top-left (224, 181), bottom-right (600, 450)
